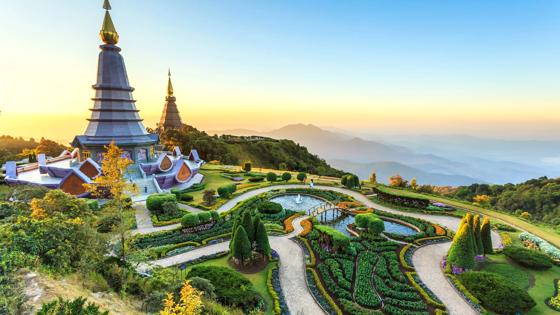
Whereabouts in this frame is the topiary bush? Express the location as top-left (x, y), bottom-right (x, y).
top-left (146, 193), bottom-right (177, 214)
top-left (355, 213), bottom-right (385, 236)
top-left (257, 201), bottom-right (283, 214)
top-left (179, 193), bottom-right (193, 202)
top-left (266, 172), bottom-right (277, 182)
top-left (217, 184), bottom-right (237, 198)
top-left (181, 213), bottom-right (200, 227)
top-left (248, 176), bottom-right (265, 182)
top-left (503, 246), bottom-right (553, 269)
top-left (198, 211), bottom-right (212, 223)
top-left (458, 271), bottom-right (535, 314)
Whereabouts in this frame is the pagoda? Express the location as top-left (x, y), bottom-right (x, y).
top-left (72, 0), bottom-right (158, 163)
top-left (158, 70), bottom-right (184, 131)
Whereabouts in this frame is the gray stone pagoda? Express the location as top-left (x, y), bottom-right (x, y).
top-left (158, 70), bottom-right (184, 131)
top-left (72, 0), bottom-right (157, 163)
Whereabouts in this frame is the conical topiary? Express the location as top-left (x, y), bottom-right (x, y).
top-left (255, 221), bottom-right (271, 256)
top-left (241, 211), bottom-right (255, 243)
top-left (447, 219), bottom-right (476, 272)
top-left (252, 215), bottom-right (262, 242)
top-left (465, 213), bottom-right (478, 254)
top-left (473, 214), bottom-right (484, 255)
top-left (480, 217), bottom-right (493, 254)
top-left (232, 226), bottom-right (252, 265)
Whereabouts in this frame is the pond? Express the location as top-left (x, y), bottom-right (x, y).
top-left (269, 194), bottom-right (325, 211)
top-left (269, 194), bottom-right (418, 237)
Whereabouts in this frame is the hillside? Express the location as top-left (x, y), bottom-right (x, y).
top-left (160, 125), bottom-right (345, 177)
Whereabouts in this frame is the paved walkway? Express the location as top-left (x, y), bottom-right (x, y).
top-left (138, 184), bottom-right (503, 315)
top-left (147, 216), bottom-right (324, 315)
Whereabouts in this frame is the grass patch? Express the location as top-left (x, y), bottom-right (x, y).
top-left (182, 255), bottom-right (276, 315)
top-left (479, 253), bottom-right (560, 315)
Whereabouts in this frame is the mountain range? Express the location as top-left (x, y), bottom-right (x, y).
top-left (208, 124), bottom-right (559, 186)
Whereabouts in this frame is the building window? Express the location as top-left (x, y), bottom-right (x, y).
top-left (83, 150), bottom-right (91, 159)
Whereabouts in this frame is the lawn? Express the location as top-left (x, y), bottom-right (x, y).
top-left (182, 255), bottom-right (276, 315)
top-left (373, 184), bottom-right (560, 248)
top-left (480, 253), bottom-right (560, 315)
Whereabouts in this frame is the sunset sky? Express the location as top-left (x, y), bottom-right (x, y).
top-left (1, 0), bottom-right (559, 142)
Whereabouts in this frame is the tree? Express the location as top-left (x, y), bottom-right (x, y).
top-left (410, 178), bottom-right (418, 190)
top-left (35, 137), bottom-right (66, 158)
top-left (243, 162), bottom-right (252, 173)
top-left (30, 190), bottom-right (91, 220)
top-left (472, 214), bottom-right (484, 255)
top-left (465, 213), bottom-right (478, 254)
top-left (278, 162), bottom-right (288, 170)
top-left (480, 217), bottom-right (493, 254)
top-left (342, 174), bottom-right (360, 189)
top-left (446, 219), bottom-right (476, 272)
top-left (232, 226), bottom-right (252, 265)
top-left (160, 281), bottom-right (203, 315)
top-left (266, 172), bottom-right (277, 182)
top-left (369, 172), bottom-right (377, 184)
top-left (241, 211), bottom-right (255, 243)
top-left (202, 189), bottom-right (216, 206)
top-left (281, 172), bottom-right (292, 182)
top-left (473, 194), bottom-right (491, 206)
top-left (389, 175), bottom-right (405, 187)
top-left (84, 141), bottom-right (136, 263)
top-left (252, 215), bottom-right (261, 241)
top-left (254, 221), bottom-right (271, 256)
top-left (297, 172), bottom-right (307, 182)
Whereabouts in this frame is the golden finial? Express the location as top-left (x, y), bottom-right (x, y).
top-left (99, 0), bottom-right (119, 44)
top-left (167, 69), bottom-right (174, 96)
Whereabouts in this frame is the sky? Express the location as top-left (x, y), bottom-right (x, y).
top-left (0, 0), bottom-right (559, 142)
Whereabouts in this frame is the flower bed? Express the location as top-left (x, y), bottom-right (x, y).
top-left (299, 219), bottom-right (313, 237)
top-left (305, 267), bottom-right (342, 315)
top-left (267, 264), bottom-right (289, 315)
top-left (283, 213), bottom-right (303, 233)
top-left (295, 236), bottom-right (316, 266)
top-left (445, 274), bottom-right (484, 313)
top-left (161, 241), bottom-right (200, 257)
top-left (520, 232), bottom-right (560, 260)
top-left (546, 279), bottom-right (560, 311)
top-left (400, 243), bottom-right (415, 270)
top-left (405, 272), bottom-right (446, 309)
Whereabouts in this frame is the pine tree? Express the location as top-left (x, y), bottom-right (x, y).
top-left (446, 220), bottom-right (476, 272)
top-left (241, 211), bottom-right (255, 243)
top-left (232, 226), bottom-right (252, 265)
top-left (252, 215), bottom-right (261, 242)
top-left (255, 221), bottom-right (271, 256)
top-left (472, 214), bottom-right (484, 255)
top-left (480, 216), bottom-right (493, 255)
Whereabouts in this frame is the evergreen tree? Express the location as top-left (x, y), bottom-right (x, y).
top-left (232, 226), bottom-right (252, 264)
top-left (252, 215), bottom-right (261, 242)
top-left (480, 217), bottom-right (493, 254)
top-left (254, 221), bottom-right (271, 256)
top-left (472, 214), bottom-right (484, 255)
top-left (446, 220), bottom-right (476, 272)
top-left (241, 211), bottom-right (255, 243)
top-left (465, 213), bottom-right (478, 254)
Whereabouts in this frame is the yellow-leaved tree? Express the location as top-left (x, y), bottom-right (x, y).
top-left (84, 141), bottom-right (137, 261)
top-left (160, 281), bottom-right (203, 315)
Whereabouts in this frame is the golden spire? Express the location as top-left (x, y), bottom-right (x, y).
top-left (99, 0), bottom-right (119, 45)
top-left (167, 69), bottom-right (174, 96)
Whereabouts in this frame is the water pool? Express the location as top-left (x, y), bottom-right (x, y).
top-left (269, 194), bottom-right (325, 211)
top-left (326, 215), bottom-right (418, 237)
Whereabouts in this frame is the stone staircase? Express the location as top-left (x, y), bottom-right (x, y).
top-left (135, 177), bottom-right (160, 195)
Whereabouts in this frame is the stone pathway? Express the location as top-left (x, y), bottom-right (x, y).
top-left (147, 216), bottom-right (324, 315)
top-left (137, 184), bottom-right (504, 315)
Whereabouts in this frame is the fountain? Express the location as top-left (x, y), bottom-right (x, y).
top-left (295, 194), bottom-right (303, 204)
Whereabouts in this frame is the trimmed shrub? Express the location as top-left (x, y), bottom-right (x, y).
top-left (446, 219), bottom-right (475, 271)
top-left (210, 210), bottom-right (220, 222)
top-left (86, 200), bottom-right (99, 212)
top-left (255, 221), bottom-right (271, 256)
top-left (503, 246), bottom-right (553, 269)
top-left (355, 213), bottom-right (385, 236)
top-left (217, 184), bottom-right (237, 198)
top-left (187, 266), bottom-right (262, 311)
top-left (179, 193), bottom-right (193, 202)
top-left (458, 271), bottom-right (535, 314)
top-left (146, 193), bottom-right (176, 213)
top-left (297, 172), bottom-right (307, 182)
top-left (314, 225), bottom-right (351, 253)
top-left (37, 297), bottom-right (108, 315)
top-left (257, 201), bottom-right (283, 214)
top-left (248, 176), bottom-right (265, 182)
top-left (266, 172), bottom-right (277, 182)
top-left (243, 162), bottom-right (252, 173)
top-left (198, 211), bottom-right (212, 223)
top-left (480, 217), bottom-right (493, 254)
top-left (472, 215), bottom-right (484, 255)
top-left (281, 172), bottom-right (292, 182)
top-left (181, 213), bottom-right (200, 227)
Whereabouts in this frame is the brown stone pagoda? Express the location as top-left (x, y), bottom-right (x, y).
top-left (158, 70), bottom-right (184, 131)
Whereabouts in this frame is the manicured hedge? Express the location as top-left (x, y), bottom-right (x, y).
top-left (372, 187), bottom-right (429, 209)
top-left (188, 266), bottom-right (263, 311)
top-left (355, 213), bottom-right (384, 235)
top-left (181, 211), bottom-right (217, 228)
top-left (503, 246), bottom-right (553, 269)
top-left (457, 271), bottom-right (535, 315)
top-left (258, 201), bottom-right (283, 214)
top-left (248, 176), bottom-right (265, 182)
top-left (146, 193), bottom-right (177, 212)
top-left (314, 225), bottom-right (351, 252)
top-left (217, 184), bottom-right (237, 198)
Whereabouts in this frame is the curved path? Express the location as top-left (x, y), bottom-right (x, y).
top-left (140, 184), bottom-right (502, 315)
